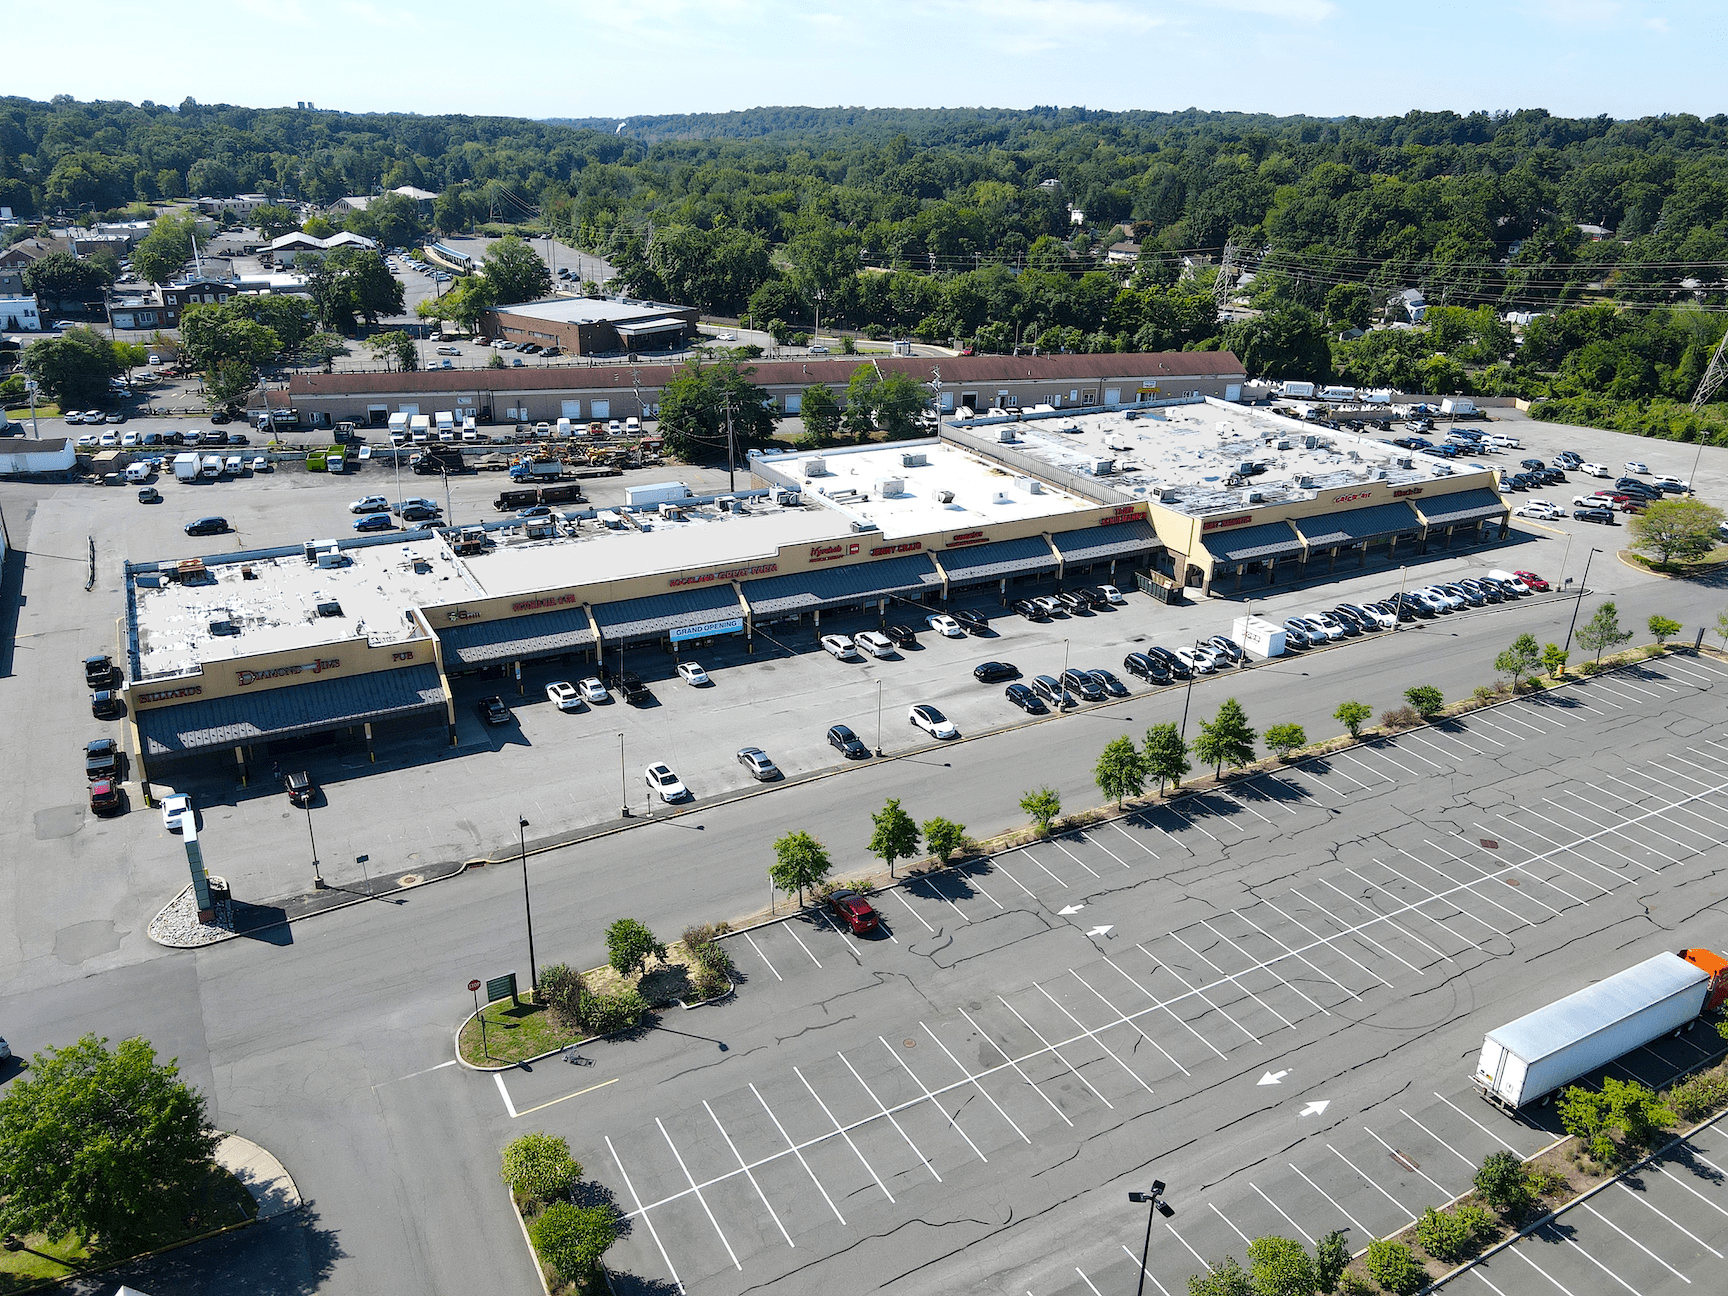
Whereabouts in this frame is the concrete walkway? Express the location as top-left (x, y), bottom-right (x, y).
top-left (214, 1133), bottom-right (301, 1221)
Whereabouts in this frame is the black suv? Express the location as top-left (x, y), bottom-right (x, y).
top-left (91, 689), bottom-right (123, 719)
top-left (85, 738), bottom-right (122, 781)
top-left (827, 724), bottom-right (870, 759)
top-left (1061, 669), bottom-right (1105, 702)
top-left (479, 696), bottom-right (510, 725)
top-left (84, 654), bottom-right (117, 688)
top-left (284, 770), bottom-right (316, 806)
top-left (1012, 598), bottom-right (1047, 621)
top-left (1146, 645), bottom-right (1192, 680)
top-left (185, 516), bottom-right (229, 536)
top-left (1123, 652), bottom-right (1170, 684)
top-left (953, 609), bottom-right (990, 634)
top-left (1005, 682), bottom-right (1047, 714)
top-left (883, 624), bottom-right (918, 647)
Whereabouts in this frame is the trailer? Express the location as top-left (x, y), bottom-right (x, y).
top-left (1473, 949), bottom-right (1727, 1109)
top-left (538, 483), bottom-right (586, 507)
top-left (494, 488), bottom-right (542, 511)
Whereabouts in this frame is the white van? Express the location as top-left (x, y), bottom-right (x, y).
top-left (124, 461), bottom-right (151, 483)
top-left (224, 455), bottom-right (243, 475)
top-left (853, 630), bottom-right (896, 659)
top-left (1486, 569), bottom-right (1530, 595)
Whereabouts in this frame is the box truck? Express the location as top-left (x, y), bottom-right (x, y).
top-left (1280, 381), bottom-right (1315, 398)
top-left (624, 481), bottom-right (693, 507)
top-left (1473, 949), bottom-right (1728, 1109)
top-left (173, 451), bottom-right (201, 482)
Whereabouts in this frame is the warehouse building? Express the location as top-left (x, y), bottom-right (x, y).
top-left (279, 351), bottom-right (1247, 429)
top-left (478, 297), bottom-right (701, 357)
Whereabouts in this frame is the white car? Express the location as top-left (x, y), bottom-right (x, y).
top-left (1654, 476), bottom-right (1691, 493)
top-left (1581, 462), bottom-right (1611, 478)
top-left (1098, 584), bottom-right (1126, 604)
top-left (607, 420), bottom-right (622, 435)
top-left (76, 433), bottom-right (99, 448)
top-left (908, 703), bottom-right (959, 740)
top-left (1032, 595), bottom-right (1064, 616)
top-left (1294, 615), bottom-right (1342, 641)
top-left (98, 432), bottom-right (118, 448)
top-left (148, 352), bottom-right (162, 364)
top-left (121, 431), bottom-right (140, 447)
top-left (927, 614), bottom-right (965, 638)
top-left (1174, 646), bottom-right (1214, 674)
top-left (1625, 461), bottom-right (1650, 474)
top-left (1485, 568), bottom-right (1531, 595)
top-left (251, 456), bottom-right (269, 472)
top-left (1309, 612), bottom-right (1349, 639)
top-left (545, 681), bottom-right (584, 711)
top-left (853, 630), bottom-right (896, 658)
top-left (1340, 601), bottom-right (1396, 630)
top-left (350, 495), bottom-right (390, 513)
top-left (644, 763), bottom-right (690, 803)
top-left (1415, 586), bottom-right (1461, 612)
top-left (676, 662), bottom-right (710, 686)
top-left (577, 677), bottom-right (610, 703)
top-left (161, 793), bottom-right (194, 832)
top-left (820, 633), bottom-right (860, 660)
top-left (1515, 500), bottom-right (1562, 519)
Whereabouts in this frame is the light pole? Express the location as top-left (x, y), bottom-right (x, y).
top-left (1061, 637), bottom-right (1071, 708)
top-left (618, 732), bottom-right (629, 818)
top-left (1128, 1180), bottom-right (1175, 1296)
top-left (305, 803), bottom-right (325, 889)
top-left (518, 816), bottom-right (538, 995)
top-left (1393, 563), bottom-right (1409, 630)
top-left (875, 678), bottom-right (884, 757)
top-left (1562, 547), bottom-right (1603, 660)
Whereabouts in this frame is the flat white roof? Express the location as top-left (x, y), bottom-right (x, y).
top-left (134, 537), bottom-right (476, 680)
top-left (754, 440), bottom-right (1095, 539)
top-left (997, 402), bottom-right (1490, 517)
top-left (495, 296), bottom-right (691, 326)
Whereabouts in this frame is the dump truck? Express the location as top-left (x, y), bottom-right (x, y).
top-left (509, 458), bottom-right (566, 481)
top-left (1473, 948), bottom-right (1728, 1110)
top-left (412, 445), bottom-right (465, 475)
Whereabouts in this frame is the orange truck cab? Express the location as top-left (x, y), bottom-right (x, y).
top-left (1680, 948), bottom-right (1728, 1012)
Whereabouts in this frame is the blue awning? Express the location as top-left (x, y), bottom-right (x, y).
top-left (1201, 521), bottom-right (1303, 565)
top-left (1415, 488), bottom-right (1509, 527)
top-left (938, 536), bottom-right (1058, 583)
top-left (591, 585), bottom-right (743, 642)
top-left (1293, 502), bottom-right (1423, 549)
top-left (438, 606), bottom-right (594, 667)
top-left (136, 664), bottom-right (446, 756)
top-left (742, 554), bottom-right (941, 617)
top-left (1051, 519), bottom-right (1161, 565)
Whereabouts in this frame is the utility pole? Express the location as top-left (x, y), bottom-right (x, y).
top-left (724, 392), bottom-right (736, 493)
top-left (1686, 328), bottom-right (1728, 486)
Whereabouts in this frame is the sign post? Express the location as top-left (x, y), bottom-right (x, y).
top-left (469, 978), bottom-right (487, 1058)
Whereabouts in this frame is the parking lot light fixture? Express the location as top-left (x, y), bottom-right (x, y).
top-left (1394, 564), bottom-right (1409, 631)
top-left (1128, 1180), bottom-right (1174, 1296)
top-left (618, 733), bottom-right (629, 818)
top-left (518, 816), bottom-right (537, 995)
top-left (1562, 547), bottom-right (1603, 659)
top-left (1062, 637), bottom-right (1071, 708)
top-left (875, 679), bottom-right (883, 757)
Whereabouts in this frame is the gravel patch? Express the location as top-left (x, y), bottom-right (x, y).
top-left (148, 881), bottom-right (238, 948)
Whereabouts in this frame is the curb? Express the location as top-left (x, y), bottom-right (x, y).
top-left (508, 1185), bottom-right (554, 1296)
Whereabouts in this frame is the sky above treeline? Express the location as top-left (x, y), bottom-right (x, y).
top-left (9, 0), bottom-right (1721, 122)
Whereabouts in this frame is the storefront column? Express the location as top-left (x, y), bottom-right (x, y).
top-left (365, 722), bottom-right (375, 763)
top-left (234, 745), bottom-right (248, 786)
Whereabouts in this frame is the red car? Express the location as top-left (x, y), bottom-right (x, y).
top-left (89, 779), bottom-right (122, 816)
top-left (826, 888), bottom-right (880, 935)
top-left (1513, 570), bottom-right (1550, 592)
top-left (1590, 491), bottom-right (1630, 505)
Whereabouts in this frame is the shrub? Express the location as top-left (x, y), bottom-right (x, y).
top-left (923, 815), bottom-right (967, 863)
top-left (1473, 1150), bottom-right (1534, 1214)
top-left (1381, 705), bottom-right (1420, 729)
top-left (1668, 1071), bottom-right (1728, 1122)
top-left (1415, 1202), bottom-right (1497, 1262)
top-left (681, 922), bottom-right (735, 1000)
top-left (1404, 685), bottom-right (1444, 718)
top-left (1338, 1274), bottom-right (1375, 1296)
top-left (581, 988), bottom-right (649, 1035)
top-left (1264, 722), bottom-right (1307, 758)
top-left (1335, 699), bottom-right (1373, 737)
top-left (529, 1201), bottom-right (618, 1285)
top-left (605, 918), bottom-right (666, 978)
top-left (501, 1132), bottom-right (581, 1204)
top-left (537, 963), bottom-right (586, 1031)
top-left (1364, 1239), bottom-right (1427, 1295)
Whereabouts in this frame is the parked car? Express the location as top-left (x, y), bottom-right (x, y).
top-left (546, 681), bottom-right (584, 711)
top-left (353, 514), bottom-right (395, 532)
top-left (909, 704), bottom-right (959, 739)
top-left (820, 633), bottom-right (860, 660)
top-left (827, 724), bottom-right (870, 759)
top-left (883, 624), bottom-right (918, 647)
top-left (737, 747), bottom-right (781, 780)
top-left (1054, 591), bottom-right (1090, 615)
top-left (676, 662), bottom-right (711, 686)
top-left (826, 888), bottom-right (880, 936)
top-left (350, 495), bottom-right (390, 513)
top-left (1574, 506), bottom-right (1618, 525)
top-left (1515, 500), bottom-right (1562, 519)
top-left (1174, 646), bottom-right (1215, 674)
top-left (161, 792), bottom-right (194, 832)
top-left (1032, 595), bottom-right (1065, 616)
top-left (1012, 598), bottom-right (1048, 621)
top-left (478, 695), bottom-right (510, 725)
top-left (1061, 668), bottom-right (1106, 701)
top-left (1147, 645), bottom-right (1192, 679)
top-left (1338, 601), bottom-right (1395, 629)
top-left (184, 516), bottom-right (228, 536)
top-left (1098, 584), bottom-right (1126, 604)
top-left (926, 613), bottom-right (965, 638)
top-left (1626, 461), bottom-right (1650, 474)
top-left (853, 630), bottom-right (897, 658)
top-left (1088, 668), bottom-right (1130, 697)
top-left (617, 672), bottom-right (650, 704)
top-left (951, 609), bottom-right (988, 634)
top-left (1282, 619), bottom-right (1316, 648)
top-left (1123, 652), bottom-right (1170, 684)
top-left (1031, 674), bottom-right (1070, 708)
top-left (578, 678), bottom-right (610, 704)
top-left (284, 770), bottom-right (316, 806)
top-left (90, 689), bottom-right (123, 719)
top-left (400, 504), bottom-right (439, 522)
top-left (645, 763), bottom-right (690, 802)
top-left (89, 778), bottom-right (122, 817)
top-left (973, 660), bottom-right (1019, 683)
top-left (1005, 682), bottom-right (1048, 713)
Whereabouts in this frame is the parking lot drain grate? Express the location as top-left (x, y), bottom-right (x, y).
top-left (903, 1039), bottom-right (917, 1048)
top-left (1479, 838), bottom-right (1499, 849)
top-left (1390, 1150), bottom-right (1421, 1173)
top-left (1504, 877), bottom-right (1520, 886)
top-left (398, 874), bottom-right (423, 887)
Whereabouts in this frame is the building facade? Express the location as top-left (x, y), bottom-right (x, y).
top-left (478, 297), bottom-right (701, 357)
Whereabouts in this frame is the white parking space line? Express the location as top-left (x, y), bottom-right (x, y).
top-left (1509, 1245), bottom-right (1580, 1295)
top-left (1169, 930), bottom-right (1297, 1032)
top-left (990, 856), bottom-right (1041, 900)
top-left (1409, 729), bottom-right (1481, 760)
top-left (889, 888), bottom-right (938, 933)
top-left (1520, 804), bottom-right (1648, 874)
top-left (1556, 785), bottom-right (1701, 855)
top-left (1288, 1161), bottom-right (1371, 1235)
top-left (1579, 679), bottom-right (1626, 707)
top-left (1257, 896), bottom-right (1390, 991)
top-left (1594, 680), bottom-right (1652, 707)
top-left (1104, 953), bottom-right (1229, 1061)
top-left (1334, 870), bottom-right (1465, 961)
top-left (1019, 847), bottom-right (1073, 889)
top-left (749, 1082), bottom-right (846, 1226)
top-left (794, 1065), bottom-right (896, 1202)
top-left (1068, 967), bottom-right (1191, 1076)
top-left (1495, 709), bottom-right (1554, 734)
top-left (1313, 761), bottom-right (1373, 793)
top-left (742, 931), bottom-right (784, 982)
top-left (1614, 1180), bottom-right (1725, 1257)
top-left (1399, 845), bottom-right (1541, 929)
top-left (1469, 715), bottom-right (1526, 743)
top-left (1234, 909), bottom-right (1361, 1003)
top-left (878, 1036), bottom-right (988, 1163)
top-left (1400, 1109), bottom-right (1477, 1168)
top-left (1049, 838), bottom-right (1104, 878)
top-left (1431, 1092), bottom-right (1523, 1152)
top-left (1075, 1266), bottom-right (1106, 1296)
top-left (1606, 675), bottom-right (1665, 699)
top-left (1202, 918), bottom-right (1333, 1015)
top-left (1251, 1181), bottom-right (1313, 1238)
top-left (835, 1050), bottom-right (944, 1182)
top-left (1364, 746), bottom-right (1422, 777)
top-left (1163, 1220), bottom-right (1212, 1270)
top-left (493, 1073), bottom-right (518, 1118)
top-left (1289, 885), bottom-right (1427, 976)
top-left (657, 1117), bottom-right (743, 1270)
top-left (1678, 1142), bottom-right (1728, 1182)
top-left (1455, 720), bottom-right (1505, 747)
top-left (1240, 772), bottom-right (1304, 813)
top-left (1425, 839), bottom-right (1560, 919)
top-left (965, 871), bottom-right (1006, 909)
top-left (1210, 1201), bottom-right (1253, 1245)
top-left (1497, 808), bottom-right (1644, 887)
top-left (1161, 801), bottom-right (1221, 841)
top-left (1109, 820), bottom-right (1162, 856)
top-left (1541, 1224), bottom-right (1643, 1295)
top-left (921, 875), bottom-right (974, 924)
top-left (1602, 772), bottom-right (1727, 847)
top-left (1032, 982), bottom-right (1156, 1094)
top-left (1341, 751), bottom-right (1402, 784)
top-left (1368, 857), bottom-right (1500, 947)
top-left (918, 1022), bottom-right (1032, 1143)
top-left (1119, 1244), bottom-right (1178, 1296)
top-left (1661, 658), bottom-right (1723, 685)
top-left (704, 1100), bottom-right (795, 1249)
top-left (1452, 832), bottom-right (1588, 906)
top-left (998, 995), bottom-right (1116, 1108)
top-left (1579, 1201), bottom-right (1691, 1282)
top-left (1329, 1143), bottom-right (1415, 1224)
top-left (1470, 1264), bottom-right (1513, 1294)
top-left (1213, 787), bottom-right (1274, 824)
top-left (1646, 760), bottom-right (1728, 825)
top-left (1363, 1125), bottom-right (1452, 1196)
top-left (1473, 822), bottom-right (1615, 898)
top-left (1079, 832), bottom-right (1133, 869)
top-left (1388, 739), bottom-right (1445, 771)
top-left (956, 1006), bottom-right (1075, 1127)
top-left (606, 1135), bottom-right (685, 1294)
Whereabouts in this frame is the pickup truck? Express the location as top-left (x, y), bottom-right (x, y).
top-left (617, 672), bottom-right (651, 705)
top-left (85, 738), bottom-right (123, 781)
top-left (84, 654), bottom-right (117, 688)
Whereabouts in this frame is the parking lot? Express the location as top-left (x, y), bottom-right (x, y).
top-left (475, 652), bottom-right (1728, 1296)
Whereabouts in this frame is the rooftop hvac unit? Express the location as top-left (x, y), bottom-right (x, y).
top-left (1275, 438), bottom-right (1293, 451)
top-left (875, 477), bottom-right (904, 498)
top-left (803, 456), bottom-right (828, 476)
top-left (1297, 475), bottom-right (1314, 488)
top-left (992, 490), bottom-right (1011, 504)
top-left (315, 550), bottom-right (348, 568)
top-left (773, 488), bottom-right (801, 506)
top-left (1088, 457), bottom-right (1116, 475)
top-left (934, 489), bottom-right (955, 504)
top-left (315, 599), bottom-right (343, 618)
top-left (135, 572), bottom-right (163, 588)
top-left (1013, 475), bottom-right (1044, 494)
top-left (899, 451), bottom-right (928, 468)
top-left (1247, 491), bottom-right (1264, 504)
top-left (995, 427), bottom-right (1017, 443)
top-left (1304, 435), bottom-right (1319, 449)
top-left (1398, 457), bottom-right (1414, 469)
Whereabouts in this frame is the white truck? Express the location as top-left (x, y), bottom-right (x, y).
top-left (409, 414), bottom-right (431, 444)
top-left (1280, 381), bottom-right (1316, 399)
top-left (1440, 397), bottom-right (1477, 417)
top-left (1473, 949), bottom-right (1728, 1110)
top-left (435, 410), bottom-right (456, 440)
top-left (624, 481), bottom-right (694, 508)
top-left (388, 412), bottom-right (409, 444)
top-left (173, 451), bottom-right (200, 482)
top-left (199, 454), bottom-right (222, 479)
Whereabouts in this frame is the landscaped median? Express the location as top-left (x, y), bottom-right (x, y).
top-left (457, 921), bottom-right (736, 1068)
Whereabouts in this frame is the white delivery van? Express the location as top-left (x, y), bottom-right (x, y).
top-left (224, 455), bottom-right (243, 475)
top-left (200, 454), bottom-right (222, 479)
top-left (124, 461), bottom-right (151, 483)
top-left (1280, 381), bottom-right (1316, 398)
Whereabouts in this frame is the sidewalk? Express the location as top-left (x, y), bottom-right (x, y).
top-left (214, 1133), bottom-right (301, 1221)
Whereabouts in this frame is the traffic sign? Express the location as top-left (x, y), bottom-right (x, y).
top-left (468, 979), bottom-right (481, 992)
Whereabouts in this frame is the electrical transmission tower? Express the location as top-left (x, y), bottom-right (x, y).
top-left (1213, 241), bottom-right (1238, 309)
top-left (1692, 328), bottom-right (1728, 410)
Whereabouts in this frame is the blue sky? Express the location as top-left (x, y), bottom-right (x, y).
top-left (10, 0), bottom-right (1722, 122)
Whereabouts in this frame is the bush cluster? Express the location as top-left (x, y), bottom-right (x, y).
top-left (1668, 1071), bottom-right (1728, 1122)
top-left (682, 922), bottom-right (736, 1001)
top-left (1415, 1202), bottom-right (1497, 1262)
top-left (1364, 1238), bottom-right (1428, 1295)
top-left (1380, 705), bottom-right (1421, 729)
top-left (581, 988), bottom-right (649, 1036)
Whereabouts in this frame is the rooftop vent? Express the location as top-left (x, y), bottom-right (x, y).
top-left (1297, 475), bottom-right (1314, 488)
top-left (899, 451), bottom-right (928, 468)
top-left (803, 456), bottom-right (828, 476)
top-left (209, 619), bottom-right (238, 636)
top-left (1013, 475), bottom-right (1044, 495)
top-left (995, 427), bottom-right (1017, 444)
top-left (316, 599), bottom-right (343, 618)
top-left (1246, 491), bottom-right (1264, 504)
top-left (934, 489), bottom-right (955, 504)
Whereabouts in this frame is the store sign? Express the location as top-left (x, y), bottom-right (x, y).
top-left (512, 592), bottom-right (576, 612)
top-left (1331, 491), bottom-right (1374, 505)
top-left (392, 650), bottom-right (415, 662)
top-left (136, 684), bottom-right (203, 705)
top-left (945, 530), bottom-right (989, 548)
top-left (808, 543), bottom-right (859, 563)
top-left (1201, 515), bottom-right (1253, 531)
top-left (670, 618), bottom-right (744, 643)
top-left (237, 657), bottom-right (339, 686)
top-left (1098, 504), bottom-right (1145, 526)
top-left (870, 540), bottom-right (923, 557)
top-left (668, 561), bottom-right (778, 588)
top-left (1392, 485), bottom-right (1426, 498)
top-left (446, 609), bottom-right (480, 621)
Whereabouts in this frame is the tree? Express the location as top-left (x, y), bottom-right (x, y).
top-left (132, 212), bottom-right (198, 284)
top-left (657, 359), bottom-right (777, 461)
top-left (500, 1131), bottom-right (581, 1202)
top-left (1403, 685), bottom-right (1444, 719)
top-left (922, 816), bottom-right (966, 864)
top-left (1628, 497), bottom-right (1725, 564)
top-left (1020, 787), bottom-right (1061, 836)
top-left (842, 363), bottom-right (880, 438)
top-left (1473, 1150), bottom-right (1535, 1215)
top-left (365, 331), bottom-right (418, 372)
top-left (870, 371), bottom-right (931, 439)
top-left (1415, 1204), bottom-right (1496, 1263)
top-left (537, 963), bottom-right (586, 1030)
top-left (207, 360), bottom-right (258, 409)
top-left (1194, 698), bottom-right (1257, 778)
top-left (604, 919), bottom-right (666, 979)
top-left (1334, 700), bottom-right (1371, 738)
top-left (800, 382), bottom-right (840, 442)
top-left (1143, 722), bottom-right (1191, 793)
top-left (1094, 735), bottom-right (1145, 807)
top-left (0, 1034), bottom-right (218, 1249)
top-left (1557, 1076), bottom-right (1674, 1162)
top-left (1648, 614), bottom-right (1681, 645)
top-left (483, 235), bottom-right (553, 305)
top-left (179, 304), bottom-right (281, 371)
top-left (417, 275), bottom-right (496, 331)
top-left (1264, 723), bottom-right (1306, 759)
top-left (253, 203), bottom-right (298, 240)
top-left (1541, 642), bottom-right (1569, 678)
top-left (1313, 1230), bottom-right (1349, 1294)
top-left (1576, 601), bottom-right (1633, 664)
top-left (1363, 1239), bottom-right (1426, 1296)
top-left (868, 797), bottom-right (921, 878)
top-left (22, 328), bottom-right (121, 406)
top-left (306, 332), bottom-right (349, 371)
top-left (769, 830), bottom-right (831, 906)
top-left (1324, 282), bottom-right (1372, 331)
top-left (1187, 1254), bottom-right (1253, 1296)
top-left (529, 1202), bottom-right (618, 1286)
top-left (1494, 632), bottom-right (1543, 684)
top-left (22, 251), bottom-right (110, 309)
top-left (303, 249), bottom-right (404, 333)
top-left (1247, 1235), bottom-right (1318, 1296)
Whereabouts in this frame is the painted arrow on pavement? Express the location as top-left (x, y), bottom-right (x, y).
top-left (1058, 904), bottom-right (1085, 915)
top-left (1084, 925), bottom-right (1115, 938)
top-left (1298, 1100), bottom-right (1330, 1117)
top-left (1257, 1071), bottom-right (1289, 1086)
